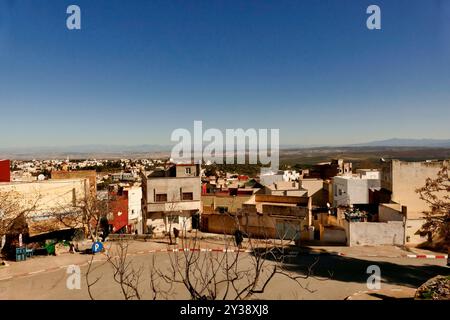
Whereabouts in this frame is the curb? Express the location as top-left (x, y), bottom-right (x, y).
top-left (346, 288), bottom-right (416, 300)
top-left (405, 254), bottom-right (448, 259)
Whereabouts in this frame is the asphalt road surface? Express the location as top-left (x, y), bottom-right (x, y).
top-left (0, 251), bottom-right (448, 300)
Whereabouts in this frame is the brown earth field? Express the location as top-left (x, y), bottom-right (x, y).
top-left (279, 147), bottom-right (450, 169)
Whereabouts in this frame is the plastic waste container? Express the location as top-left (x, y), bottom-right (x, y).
top-left (15, 247), bottom-right (27, 261)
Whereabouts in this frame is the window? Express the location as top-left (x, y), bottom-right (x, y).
top-left (167, 215), bottom-right (179, 224)
top-left (185, 167), bottom-right (191, 174)
top-left (155, 194), bottom-right (168, 202)
top-left (182, 192), bottom-right (193, 200)
top-left (338, 189), bottom-right (343, 196)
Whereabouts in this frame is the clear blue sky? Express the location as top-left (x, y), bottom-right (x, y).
top-left (0, 0), bottom-right (449, 147)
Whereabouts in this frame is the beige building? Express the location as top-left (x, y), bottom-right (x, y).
top-left (380, 159), bottom-right (448, 244)
top-left (300, 178), bottom-right (329, 206)
top-left (200, 193), bottom-right (311, 242)
top-left (51, 170), bottom-right (97, 197)
top-left (201, 194), bottom-right (254, 234)
top-left (0, 179), bottom-right (90, 236)
top-left (142, 164), bottom-right (201, 236)
top-left (239, 194), bottom-right (311, 241)
top-left (264, 181), bottom-right (307, 197)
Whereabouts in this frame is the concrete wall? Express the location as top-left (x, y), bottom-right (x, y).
top-left (300, 179), bottom-right (326, 206)
top-left (387, 160), bottom-right (447, 219)
top-left (347, 221), bottom-right (405, 246)
top-left (378, 203), bottom-right (404, 222)
top-left (333, 177), bottom-right (368, 206)
top-left (270, 189), bottom-right (308, 197)
top-left (322, 227), bottom-right (347, 243)
top-left (333, 177), bottom-right (380, 206)
top-left (255, 194), bottom-right (310, 206)
top-left (0, 179), bottom-right (89, 213)
top-left (377, 204), bottom-right (429, 245)
top-left (51, 170), bottom-right (97, 197)
top-left (202, 214), bottom-right (241, 235)
top-left (405, 218), bottom-right (428, 245)
top-left (146, 211), bottom-right (193, 235)
top-left (241, 213), bottom-right (271, 238)
top-left (0, 179), bottom-right (90, 236)
top-left (201, 194), bottom-right (252, 214)
top-left (378, 160), bottom-right (449, 245)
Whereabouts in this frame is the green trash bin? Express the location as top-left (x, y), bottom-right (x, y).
top-left (44, 241), bottom-right (56, 255)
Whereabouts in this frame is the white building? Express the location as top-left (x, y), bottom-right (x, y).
top-left (283, 170), bottom-right (301, 182)
top-left (126, 186), bottom-right (143, 234)
top-left (355, 169), bottom-right (380, 180)
top-left (142, 164), bottom-right (201, 236)
top-left (333, 174), bottom-right (380, 207)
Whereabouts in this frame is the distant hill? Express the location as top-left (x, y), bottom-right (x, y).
top-left (0, 144), bottom-right (173, 160)
top-left (349, 138), bottom-right (450, 148)
top-left (1, 139), bottom-right (450, 160)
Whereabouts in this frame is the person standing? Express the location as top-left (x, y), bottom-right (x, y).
top-left (173, 227), bottom-right (180, 244)
top-left (234, 229), bottom-right (244, 249)
top-left (447, 247), bottom-right (450, 267)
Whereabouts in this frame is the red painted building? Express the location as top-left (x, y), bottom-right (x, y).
top-left (0, 159), bottom-right (11, 182)
top-left (108, 191), bottom-right (130, 233)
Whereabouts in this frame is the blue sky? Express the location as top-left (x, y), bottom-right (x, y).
top-left (0, 0), bottom-right (449, 147)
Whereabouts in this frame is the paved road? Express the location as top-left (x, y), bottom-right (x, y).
top-left (0, 249), bottom-right (448, 300)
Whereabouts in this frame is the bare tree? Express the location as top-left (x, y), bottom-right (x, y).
top-left (0, 188), bottom-right (45, 262)
top-left (0, 189), bottom-right (41, 237)
top-left (106, 240), bottom-right (143, 300)
top-left (164, 195), bottom-right (181, 245)
top-left (416, 163), bottom-right (450, 244)
top-left (48, 192), bottom-right (112, 242)
top-left (85, 239), bottom-right (173, 300)
top-left (85, 253), bottom-right (105, 300)
top-left (149, 216), bottom-right (322, 300)
top-left (84, 209), bottom-right (327, 300)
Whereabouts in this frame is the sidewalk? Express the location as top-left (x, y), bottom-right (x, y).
top-left (346, 287), bottom-right (417, 300)
top-left (1, 241), bottom-right (447, 282)
top-left (0, 238), bottom-right (250, 281)
top-left (0, 240), bottom-right (169, 281)
top-left (301, 245), bottom-right (448, 259)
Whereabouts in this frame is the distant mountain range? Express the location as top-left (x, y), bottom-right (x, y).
top-left (348, 138), bottom-right (450, 148)
top-left (1, 139), bottom-right (449, 159)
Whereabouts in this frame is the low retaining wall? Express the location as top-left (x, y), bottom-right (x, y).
top-left (108, 234), bottom-right (154, 241)
top-left (348, 221), bottom-right (404, 246)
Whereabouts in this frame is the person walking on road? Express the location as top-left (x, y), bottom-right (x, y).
top-left (234, 229), bottom-right (244, 249)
